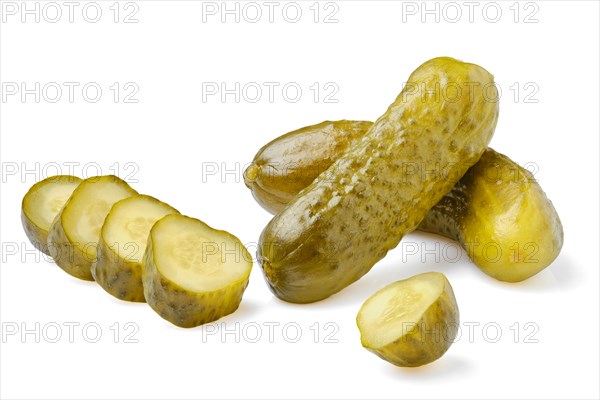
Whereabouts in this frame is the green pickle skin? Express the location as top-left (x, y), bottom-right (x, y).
top-left (257, 57), bottom-right (499, 303)
top-left (93, 239), bottom-right (148, 302)
top-left (244, 120), bottom-right (372, 214)
top-left (419, 149), bottom-right (563, 282)
top-left (247, 123), bottom-right (564, 282)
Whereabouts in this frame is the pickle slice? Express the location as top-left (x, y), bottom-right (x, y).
top-left (47, 175), bottom-right (138, 281)
top-left (143, 214), bottom-right (252, 328)
top-left (92, 195), bottom-right (179, 302)
top-left (21, 175), bottom-right (82, 255)
top-left (357, 272), bottom-right (459, 367)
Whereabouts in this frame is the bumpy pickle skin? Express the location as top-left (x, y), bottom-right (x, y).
top-left (246, 122), bottom-right (563, 283)
top-left (244, 120), bottom-right (373, 214)
top-left (419, 149), bottom-right (564, 282)
top-left (258, 57), bottom-right (499, 303)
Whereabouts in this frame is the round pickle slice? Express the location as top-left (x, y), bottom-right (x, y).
top-left (357, 272), bottom-right (459, 367)
top-left (91, 195), bottom-right (180, 302)
top-left (143, 214), bottom-right (253, 328)
top-left (47, 175), bottom-right (138, 281)
top-left (21, 175), bottom-right (82, 255)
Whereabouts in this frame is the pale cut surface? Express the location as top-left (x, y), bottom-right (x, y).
top-left (103, 195), bottom-right (179, 263)
top-left (23, 176), bottom-right (82, 230)
top-left (358, 272), bottom-right (444, 348)
top-left (152, 215), bottom-right (251, 293)
top-left (61, 176), bottom-right (138, 259)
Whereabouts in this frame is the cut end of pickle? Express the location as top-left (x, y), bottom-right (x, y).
top-left (22, 175), bottom-right (82, 231)
top-left (46, 175), bottom-right (138, 281)
top-left (358, 272), bottom-right (444, 349)
top-left (151, 214), bottom-right (251, 293)
top-left (144, 214), bottom-right (253, 327)
top-left (22, 175), bottom-right (83, 254)
top-left (102, 194), bottom-right (179, 263)
top-left (60, 175), bottom-right (138, 259)
top-left (357, 272), bottom-right (459, 367)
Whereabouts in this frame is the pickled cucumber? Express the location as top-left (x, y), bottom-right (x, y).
top-left (419, 149), bottom-right (563, 282)
top-left (91, 195), bottom-right (180, 302)
top-left (258, 57), bottom-right (499, 303)
top-left (143, 214), bottom-right (253, 328)
top-left (244, 120), bottom-right (372, 214)
top-left (356, 272), bottom-right (459, 367)
top-left (47, 175), bottom-right (138, 281)
top-left (247, 121), bottom-right (563, 282)
top-left (21, 175), bottom-right (82, 255)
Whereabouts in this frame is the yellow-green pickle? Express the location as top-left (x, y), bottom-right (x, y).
top-left (246, 122), bottom-right (563, 282)
top-left (357, 272), bottom-right (459, 367)
top-left (257, 57), bottom-right (500, 303)
top-left (91, 194), bottom-right (180, 302)
top-left (21, 175), bottom-right (83, 255)
top-left (143, 214), bottom-right (253, 328)
top-left (47, 175), bottom-right (138, 281)
top-left (418, 148), bottom-right (563, 282)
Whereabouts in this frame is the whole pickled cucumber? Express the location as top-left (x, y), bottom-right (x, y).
top-left (258, 57), bottom-right (499, 303)
top-left (244, 120), bottom-right (373, 214)
top-left (246, 122), bottom-right (563, 282)
top-left (418, 149), bottom-right (563, 282)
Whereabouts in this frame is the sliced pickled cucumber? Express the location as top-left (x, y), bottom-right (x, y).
top-left (91, 195), bottom-right (179, 302)
top-left (21, 175), bottom-right (82, 255)
top-left (47, 175), bottom-right (138, 281)
top-left (357, 272), bottom-right (459, 367)
top-left (244, 120), bottom-right (373, 214)
top-left (143, 214), bottom-right (252, 328)
top-left (419, 149), bottom-right (563, 282)
top-left (258, 57), bottom-right (499, 303)
top-left (246, 119), bottom-right (563, 283)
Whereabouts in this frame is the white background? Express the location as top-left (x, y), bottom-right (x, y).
top-left (1, 1), bottom-right (599, 399)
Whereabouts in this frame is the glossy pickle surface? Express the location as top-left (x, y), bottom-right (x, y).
top-left (258, 57), bottom-right (499, 303)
